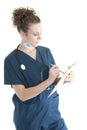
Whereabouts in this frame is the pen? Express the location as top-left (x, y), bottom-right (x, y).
top-left (59, 70), bottom-right (65, 74)
top-left (50, 64), bottom-right (65, 74)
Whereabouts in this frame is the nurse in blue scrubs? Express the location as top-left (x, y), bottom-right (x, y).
top-left (4, 7), bottom-right (73, 130)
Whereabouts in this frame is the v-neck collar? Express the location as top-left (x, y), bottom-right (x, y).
top-left (17, 47), bottom-right (38, 62)
top-left (16, 46), bottom-right (46, 67)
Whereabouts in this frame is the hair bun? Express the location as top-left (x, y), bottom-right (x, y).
top-left (12, 7), bottom-right (40, 32)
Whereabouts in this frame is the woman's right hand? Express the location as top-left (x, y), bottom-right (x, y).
top-left (48, 65), bottom-right (60, 84)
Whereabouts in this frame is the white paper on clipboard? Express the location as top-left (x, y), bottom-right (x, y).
top-left (48, 60), bottom-right (79, 97)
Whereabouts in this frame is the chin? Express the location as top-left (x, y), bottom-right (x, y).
top-left (35, 42), bottom-right (39, 46)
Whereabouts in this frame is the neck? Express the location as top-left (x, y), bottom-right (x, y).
top-left (18, 42), bottom-right (35, 53)
top-left (22, 42), bottom-right (33, 49)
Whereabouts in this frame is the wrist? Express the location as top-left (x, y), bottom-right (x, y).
top-left (47, 77), bottom-right (54, 86)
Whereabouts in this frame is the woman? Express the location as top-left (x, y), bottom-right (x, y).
top-left (4, 7), bottom-right (73, 130)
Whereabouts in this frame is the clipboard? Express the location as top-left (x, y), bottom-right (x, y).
top-left (48, 60), bottom-right (78, 97)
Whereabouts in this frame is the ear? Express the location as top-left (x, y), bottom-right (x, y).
top-left (20, 30), bottom-right (25, 37)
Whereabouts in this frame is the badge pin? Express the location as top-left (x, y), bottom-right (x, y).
top-left (21, 64), bottom-right (26, 70)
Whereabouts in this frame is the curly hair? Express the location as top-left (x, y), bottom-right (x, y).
top-left (12, 7), bottom-right (41, 33)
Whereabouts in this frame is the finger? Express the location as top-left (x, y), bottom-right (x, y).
top-left (51, 64), bottom-right (59, 69)
top-left (65, 77), bottom-right (74, 82)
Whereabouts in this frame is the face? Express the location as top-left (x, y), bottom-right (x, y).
top-left (20, 23), bottom-right (42, 47)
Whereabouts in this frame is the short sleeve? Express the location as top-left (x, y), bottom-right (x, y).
top-left (4, 57), bottom-right (24, 85)
top-left (46, 48), bottom-right (56, 65)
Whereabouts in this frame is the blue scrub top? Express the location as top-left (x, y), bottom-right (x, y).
top-left (4, 46), bottom-right (68, 130)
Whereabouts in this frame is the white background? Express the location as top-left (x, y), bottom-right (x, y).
top-left (0, 0), bottom-right (87, 130)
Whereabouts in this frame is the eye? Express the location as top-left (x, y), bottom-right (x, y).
top-left (34, 34), bottom-right (38, 36)
top-left (33, 32), bottom-right (42, 36)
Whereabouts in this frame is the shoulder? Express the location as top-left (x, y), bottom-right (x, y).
top-left (37, 45), bottom-right (54, 60)
top-left (37, 45), bottom-right (51, 53)
top-left (37, 45), bottom-right (55, 64)
top-left (4, 49), bottom-right (17, 63)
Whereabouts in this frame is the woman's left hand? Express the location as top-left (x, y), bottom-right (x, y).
top-left (64, 71), bottom-right (74, 83)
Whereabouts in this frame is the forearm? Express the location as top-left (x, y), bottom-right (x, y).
top-left (24, 79), bottom-right (52, 100)
top-left (13, 78), bottom-right (52, 101)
